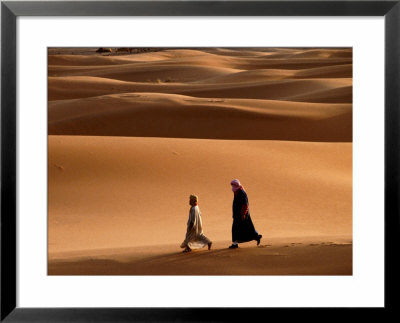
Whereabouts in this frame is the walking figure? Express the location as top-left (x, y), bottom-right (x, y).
top-left (181, 195), bottom-right (212, 253)
top-left (229, 179), bottom-right (262, 249)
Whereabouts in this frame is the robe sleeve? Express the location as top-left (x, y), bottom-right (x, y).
top-left (187, 207), bottom-right (195, 229)
top-left (240, 191), bottom-right (249, 217)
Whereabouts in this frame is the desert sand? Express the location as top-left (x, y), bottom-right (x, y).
top-left (48, 47), bottom-right (352, 275)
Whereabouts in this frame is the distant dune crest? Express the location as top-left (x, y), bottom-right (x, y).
top-left (48, 47), bottom-right (352, 142)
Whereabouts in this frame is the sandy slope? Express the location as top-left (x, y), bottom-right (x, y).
top-left (48, 135), bottom-right (352, 253)
top-left (48, 64), bottom-right (352, 83)
top-left (48, 92), bottom-right (351, 141)
top-left (48, 48), bottom-right (352, 68)
top-left (48, 76), bottom-right (352, 104)
top-left (48, 240), bottom-right (352, 275)
top-left (48, 48), bottom-right (352, 275)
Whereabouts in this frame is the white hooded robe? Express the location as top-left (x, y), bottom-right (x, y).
top-left (180, 205), bottom-right (211, 249)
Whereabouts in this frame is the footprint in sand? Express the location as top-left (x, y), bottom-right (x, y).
top-left (54, 164), bottom-right (65, 171)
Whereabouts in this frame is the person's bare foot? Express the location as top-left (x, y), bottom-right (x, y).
top-left (208, 242), bottom-right (212, 250)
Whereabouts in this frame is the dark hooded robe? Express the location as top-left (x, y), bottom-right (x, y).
top-left (232, 188), bottom-right (259, 243)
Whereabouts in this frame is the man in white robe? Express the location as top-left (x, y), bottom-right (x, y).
top-left (180, 195), bottom-right (212, 253)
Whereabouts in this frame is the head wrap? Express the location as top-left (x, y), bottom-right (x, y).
top-left (230, 179), bottom-right (242, 192)
top-left (189, 194), bottom-right (198, 204)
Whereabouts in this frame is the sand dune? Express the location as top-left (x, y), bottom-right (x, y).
top-left (153, 54), bottom-right (352, 71)
top-left (48, 241), bottom-right (352, 275)
top-left (48, 49), bottom-right (351, 70)
top-left (196, 64), bottom-right (352, 83)
top-left (48, 135), bottom-right (352, 254)
top-left (48, 48), bottom-right (352, 275)
top-left (204, 47), bottom-right (352, 59)
top-left (48, 92), bottom-right (351, 141)
top-left (48, 64), bottom-right (242, 82)
top-left (48, 63), bottom-right (352, 83)
top-left (285, 86), bottom-right (352, 103)
top-left (48, 75), bottom-right (352, 103)
top-left (293, 64), bottom-right (352, 78)
top-left (284, 48), bottom-right (352, 59)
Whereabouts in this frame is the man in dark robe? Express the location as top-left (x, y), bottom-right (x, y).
top-left (229, 179), bottom-right (262, 249)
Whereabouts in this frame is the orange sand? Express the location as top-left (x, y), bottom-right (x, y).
top-left (48, 47), bottom-right (352, 275)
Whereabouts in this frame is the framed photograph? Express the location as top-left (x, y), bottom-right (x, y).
top-left (1, 0), bottom-right (399, 321)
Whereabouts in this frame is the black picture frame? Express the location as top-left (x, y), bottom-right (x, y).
top-left (1, 0), bottom-right (399, 321)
